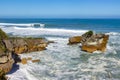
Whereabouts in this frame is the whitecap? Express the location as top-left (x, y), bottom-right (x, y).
top-left (0, 23), bottom-right (45, 27)
top-left (1, 26), bottom-right (88, 37)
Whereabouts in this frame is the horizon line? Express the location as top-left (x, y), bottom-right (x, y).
top-left (0, 17), bottom-right (120, 19)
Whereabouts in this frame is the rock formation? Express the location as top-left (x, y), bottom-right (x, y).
top-left (0, 29), bottom-right (14, 80)
top-left (0, 28), bottom-right (49, 79)
top-left (68, 31), bottom-right (109, 53)
top-left (3, 38), bottom-right (48, 54)
top-left (32, 59), bottom-right (40, 63)
top-left (0, 69), bottom-right (6, 80)
top-left (21, 57), bottom-right (40, 64)
top-left (81, 31), bottom-right (109, 53)
top-left (0, 53), bottom-right (14, 74)
top-left (68, 36), bottom-right (82, 45)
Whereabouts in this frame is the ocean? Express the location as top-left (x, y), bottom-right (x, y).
top-left (0, 18), bottom-right (120, 80)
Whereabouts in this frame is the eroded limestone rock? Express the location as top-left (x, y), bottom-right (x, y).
top-left (81, 34), bottom-right (109, 53)
top-left (68, 31), bottom-right (109, 53)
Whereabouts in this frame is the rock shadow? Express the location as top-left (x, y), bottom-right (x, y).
top-left (7, 63), bottom-right (20, 74)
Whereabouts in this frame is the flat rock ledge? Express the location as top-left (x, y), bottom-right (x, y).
top-left (68, 31), bottom-right (109, 53)
top-left (3, 38), bottom-right (48, 54)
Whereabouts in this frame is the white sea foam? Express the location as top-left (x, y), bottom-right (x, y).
top-left (14, 26), bottom-right (87, 33)
top-left (6, 36), bottom-right (120, 80)
top-left (1, 23), bottom-right (120, 37)
top-left (0, 26), bottom-right (88, 37)
top-left (0, 23), bottom-right (45, 27)
top-left (106, 32), bottom-right (120, 36)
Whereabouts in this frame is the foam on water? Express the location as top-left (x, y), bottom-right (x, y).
top-left (0, 26), bottom-right (88, 37)
top-left (106, 32), bottom-right (120, 36)
top-left (6, 36), bottom-right (120, 80)
top-left (0, 23), bottom-right (45, 27)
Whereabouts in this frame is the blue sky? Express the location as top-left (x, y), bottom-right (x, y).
top-left (0, 0), bottom-right (120, 18)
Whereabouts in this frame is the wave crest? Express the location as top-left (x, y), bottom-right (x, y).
top-left (0, 23), bottom-right (45, 27)
top-left (0, 26), bottom-right (88, 37)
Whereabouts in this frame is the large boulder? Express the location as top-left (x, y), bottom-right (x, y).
top-left (81, 34), bottom-right (109, 53)
top-left (68, 31), bottom-right (109, 53)
top-left (68, 36), bottom-right (82, 44)
top-left (0, 53), bottom-right (14, 73)
top-left (68, 31), bottom-right (93, 45)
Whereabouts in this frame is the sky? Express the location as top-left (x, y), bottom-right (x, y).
top-left (0, 0), bottom-right (120, 18)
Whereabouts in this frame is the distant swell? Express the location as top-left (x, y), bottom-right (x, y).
top-left (0, 23), bottom-right (45, 27)
top-left (0, 22), bottom-right (120, 37)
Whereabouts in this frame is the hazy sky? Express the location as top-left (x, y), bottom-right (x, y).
top-left (0, 0), bottom-right (120, 18)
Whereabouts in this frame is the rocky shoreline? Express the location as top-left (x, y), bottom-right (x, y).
top-left (0, 29), bottom-right (109, 80)
top-left (0, 29), bottom-right (49, 80)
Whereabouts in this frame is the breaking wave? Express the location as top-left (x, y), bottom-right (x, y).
top-left (0, 23), bottom-right (45, 27)
top-left (0, 25), bottom-right (88, 37)
top-left (1, 23), bottom-right (120, 37)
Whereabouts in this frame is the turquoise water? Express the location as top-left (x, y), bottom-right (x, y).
top-left (0, 19), bottom-right (120, 80)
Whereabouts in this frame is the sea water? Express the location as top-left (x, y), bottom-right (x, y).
top-left (0, 18), bottom-right (120, 80)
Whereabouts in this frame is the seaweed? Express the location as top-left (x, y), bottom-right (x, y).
top-left (0, 29), bottom-right (8, 40)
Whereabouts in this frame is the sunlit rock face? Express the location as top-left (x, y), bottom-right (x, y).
top-left (68, 36), bottom-right (82, 44)
top-left (0, 28), bottom-right (49, 79)
top-left (68, 31), bottom-right (109, 53)
top-left (81, 33), bottom-right (109, 53)
top-left (3, 38), bottom-right (48, 54)
top-left (0, 53), bottom-right (14, 73)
